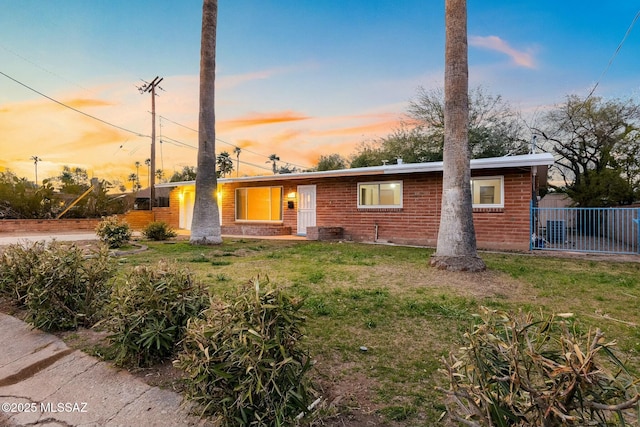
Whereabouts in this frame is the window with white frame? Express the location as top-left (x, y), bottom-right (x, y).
top-left (235, 186), bottom-right (283, 221)
top-left (358, 181), bottom-right (402, 208)
top-left (470, 176), bottom-right (503, 208)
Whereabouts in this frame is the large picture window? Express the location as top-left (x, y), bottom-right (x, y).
top-left (358, 181), bottom-right (402, 208)
top-left (235, 186), bottom-right (283, 221)
top-left (471, 176), bottom-right (503, 208)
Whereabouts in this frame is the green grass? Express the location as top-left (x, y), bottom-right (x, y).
top-left (122, 240), bottom-right (640, 425)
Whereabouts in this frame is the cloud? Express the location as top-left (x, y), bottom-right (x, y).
top-left (234, 139), bottom-right (258, 149)
top-left (470, 35), bottom-right (536, 68)
top-left (271, 129), bottom-right (305, 144)
top-left (219, 111), bottom-right (311, 131)
top-left (218, 69), bottom-right (276, 90)
top-left (64, 98), bottom-right (114, 109)
top-left (218, 62), bottom-right (318, 90)
top-left (310, 113), bottom-right (401, 137)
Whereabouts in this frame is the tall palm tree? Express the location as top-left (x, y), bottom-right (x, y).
top-left (430, 0), bottom-right (485, 272)
top-left (233, 146), bottom-right (241, 177)
top-left (145, 158), bottom-right (151, 188)
top-left (128, 173), bottom-right (138, 191)
top-left (267, 153), bottom-right (280, 175)
top-left (134, 161), bottom-right (141, 187)
top-left (190, 0), bottom-right (222, 245)
top-left (216, 151), bottom-right (234, 178)
top-left (31, 155), bottom-right (41, 187)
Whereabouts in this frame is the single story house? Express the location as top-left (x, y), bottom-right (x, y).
top-left (156, 153), bottom-right (554, 251)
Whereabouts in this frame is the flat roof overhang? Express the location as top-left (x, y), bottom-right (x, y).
top-left (157, 152), bottom-right (555, 188)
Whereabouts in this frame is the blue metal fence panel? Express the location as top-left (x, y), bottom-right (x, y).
top-left (530, 207), bottom-right (640, 254)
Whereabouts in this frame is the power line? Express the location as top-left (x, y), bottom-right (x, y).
top-left (0, 70), bottom-right (149, 138)
top-left (159, 114), bottom-right (312, 170)
top-left (161, 135), bottom-right (197, 150)
top-left (159, 134), bottom-right (274, 172)
top-left (0, 68), bottom-right (312, 170)
top-left (0, 43), bottom-right (96, 96)
top-left (585, 8), bottom-right (640, 102)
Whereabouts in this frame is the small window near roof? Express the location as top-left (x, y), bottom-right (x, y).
top-left (358, 181), bottom-right (402, 208)
top-left (471, 177), bottom-right (503, 208)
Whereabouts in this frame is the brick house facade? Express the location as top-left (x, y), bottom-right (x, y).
top-left (157, 153), bottom-right (553, 251)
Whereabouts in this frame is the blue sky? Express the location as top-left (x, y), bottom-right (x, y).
top-left (1, 1), bottom-right (639, 185)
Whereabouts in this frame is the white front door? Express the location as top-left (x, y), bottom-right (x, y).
top-left (297, 185), bottom-right (316, 235)
top-left (180, 190), bottom-right (194, 230)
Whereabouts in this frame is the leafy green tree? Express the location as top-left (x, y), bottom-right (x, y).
top-left (350, 125), bottom-right (444, 168)
top-left (52, 166), bottom-right (89, 194)
top-left (170, 166), bottom-right (197, 182)
top-left (277, 164), bottom-right (298, 174)
top-left (0, 170), bottom-right (55, 219)
top-left (0, 169), bottom-right (122, 219)
top-left (409, 86), bottom-right (526, 159)
top-left (349, 141), bottom-right (390, 168)
top-left (534, 95), bottom-right (640, 207)
top-left (350, 86), bottom-right (526, 168)
top-left (316, 153), bottom-right (347, 171)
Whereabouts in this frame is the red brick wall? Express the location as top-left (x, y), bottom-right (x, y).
top-left (120, 210), bottom-right (154, 230)
top-left (169, 167), bottom-right (534, 250)
top-left (0, 219), bottom-right (102, 233)
top-left (221, 225), bottom-right (292, 236)
top-left (153, 207), bottom-right (178, 229)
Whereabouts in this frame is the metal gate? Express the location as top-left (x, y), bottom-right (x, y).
top-left (530, 206), bottom-right (640, 254)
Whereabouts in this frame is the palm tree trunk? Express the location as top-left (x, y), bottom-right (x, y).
top-left (190, 0), bottom-right (222, 245)
top-left (430, 0), bottom-right (485, 271)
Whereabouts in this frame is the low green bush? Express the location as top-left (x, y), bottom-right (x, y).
top-left (175, 277), bottom-right (316, 426)
top-left (95, 215), bottom-right (132, 248)
top-left (105, 261), bottom-right (208, 367)
top-left (0, 241), bottom-right (114, 331)
top-left (142, 221), bottom-right (177, 241)
top-left (0, 240), bottom-right (48, 305)
top-left (440, 307), bottom-right (640, 426)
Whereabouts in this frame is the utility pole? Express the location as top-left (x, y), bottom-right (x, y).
top-left (138, 76), bottom-right (163, 209)
top-left (30, 155), bottom-right (41, 187)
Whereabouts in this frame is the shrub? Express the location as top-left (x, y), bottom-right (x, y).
top-left (175, 277), bottom-right (316, 426)
top-left (142, 221), bottom-right (177, 241)
top-left (0, 240), bottom-right (49, 305)
top-left (105, 261), bottom-right (208, 367)
top-left (0, 241), bottom-right (114, 331)
top-left (440, 307), bottom-right (640, 426)
top-left (95, 215), bottom-right (132, 248)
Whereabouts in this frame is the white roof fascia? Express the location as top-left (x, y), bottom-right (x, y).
top-left (156, 153), bottom-right (555, 187)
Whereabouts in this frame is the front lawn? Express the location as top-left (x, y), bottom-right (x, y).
top-left (117, 239), bottom-right (640, 425)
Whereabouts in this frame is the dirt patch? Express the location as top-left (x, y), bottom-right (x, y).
top-left (351, 263), bottom-right (530, 301)
top-left (428, 269), bottom-right (529, 299)
top-left (0, 298), bottom-right (27, 321)
top-left (309, 354), bottom-right (402, 427)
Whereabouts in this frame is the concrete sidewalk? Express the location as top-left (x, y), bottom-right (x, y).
top-left (0, 313), bottom-right (216, 427)
top-left (0, 232), bottom-right (99, 246)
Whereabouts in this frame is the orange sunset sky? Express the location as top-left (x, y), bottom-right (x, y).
top-left (2, 1), bottom-right (639, 188)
